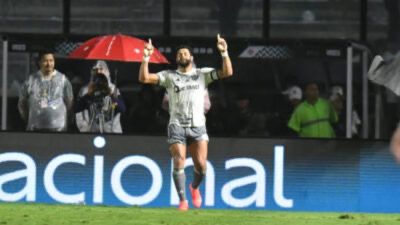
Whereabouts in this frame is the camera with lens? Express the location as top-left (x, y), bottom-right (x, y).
top-left (90, 73), bottom-right (111, 104)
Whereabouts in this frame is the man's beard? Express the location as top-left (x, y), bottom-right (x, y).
top-left (177, 59), bottom-right (191, 68)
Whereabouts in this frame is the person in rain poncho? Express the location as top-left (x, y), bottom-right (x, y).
top-left (18, 50), bottom-right (73, 131)
top-left (368, 54), bottom-right (400, 162)
top-left (368, 54), bottom-right (400, 95)
top-left (75, 60), bottom-right (125, 133)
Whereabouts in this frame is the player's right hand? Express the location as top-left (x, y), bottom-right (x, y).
top-left (144, 38), bottom-right (154, 57)
top-left (217, 34), bottom-right (228, 53)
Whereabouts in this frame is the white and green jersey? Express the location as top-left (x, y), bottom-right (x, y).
top-left (157, 67), bottom-right (218, 127)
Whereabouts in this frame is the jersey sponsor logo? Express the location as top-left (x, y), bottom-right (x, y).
top-left (173, 85), bottom-right (181, 93)
top-left (173, 84), bottom-right (200, 93)
top-left (191, 75), bottom-right (199, 81)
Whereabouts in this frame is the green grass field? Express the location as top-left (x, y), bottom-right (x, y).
top-left (0, 203), bottom-right (399, 225)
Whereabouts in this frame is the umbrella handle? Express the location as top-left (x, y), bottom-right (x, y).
top-left (113, 69), bottom-right (118, 84)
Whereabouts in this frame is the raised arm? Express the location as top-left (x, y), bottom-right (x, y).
top-left (138, 39), bottom-right (160, 85)
top-left (216, 34), bottom-right (233, 79)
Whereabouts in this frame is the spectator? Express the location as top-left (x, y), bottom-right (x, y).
top-left (282, 85), bottom-right (302, 109)
top-left (368, 53), bottom-right (400, 96)
top-left (18, 50), bottom-right (73, 131)
top-left (75, 61), bottom-right (125, 133)
top-left (329, 85), bottom-right (345, 137)
top-left (368, 53), bottom-right (400, 137)
top-left (329, 85), bottom-right (361, 137)
top-left (270, 86), bottom-right (303, 137)
top-left (288, 82), bottom-right (338, 138)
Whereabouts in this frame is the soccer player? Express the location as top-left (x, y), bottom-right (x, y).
top-left (138, 35), bottom-right (233, 211)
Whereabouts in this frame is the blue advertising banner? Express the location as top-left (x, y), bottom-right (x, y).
top-left (0, 132), bottom-right (399, 212)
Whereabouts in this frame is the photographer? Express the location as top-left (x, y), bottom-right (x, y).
top-left (74, 71), bottom-right (125, 133)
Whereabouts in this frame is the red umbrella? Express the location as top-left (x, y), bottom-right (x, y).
top-left (68, 34), bottom-right (169, 64)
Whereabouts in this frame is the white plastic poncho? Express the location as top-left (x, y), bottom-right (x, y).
top-left (18, 70), bottom-right (73, 131)
top-left (368, 53), bottom-right (400, 96)
top-left (75, 60), bottom-right (123, 133)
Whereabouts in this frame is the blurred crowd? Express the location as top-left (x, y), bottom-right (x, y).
top-left (10, 50), bottom-right (363, 139)
top-left (122, 81), bottom-right (360, 138)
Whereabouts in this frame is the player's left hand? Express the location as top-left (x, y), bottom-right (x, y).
top-left (217, 34), bottom-right (228, 53)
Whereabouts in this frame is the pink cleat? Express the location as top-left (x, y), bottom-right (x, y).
top-left (189, 184), bottom-right (202, 208)
top-left (178, 200), bottom-right (189, 211)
